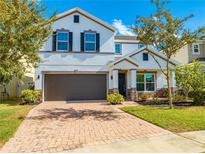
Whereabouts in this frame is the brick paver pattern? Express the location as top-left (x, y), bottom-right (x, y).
top-left (1, 102), bottom-right (170, 152)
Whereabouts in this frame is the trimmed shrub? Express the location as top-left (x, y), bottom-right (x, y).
top-left (173, 95), bottom-right (186, 102)
top-left (154, 88), bottom-right (168, 98)
top-left (139, 93), bottom-right (150, 101)
top-left (107, 93), bottom-right (124, 105)
top-left (20, 89), bottom-right (41, 104)
top-left (189, 91), bottom-right (205, 105)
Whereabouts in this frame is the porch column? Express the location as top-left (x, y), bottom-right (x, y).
top-left (112, 69), bottom-right (119, 93)
top-left (129, 69), bottom-right (137, 101)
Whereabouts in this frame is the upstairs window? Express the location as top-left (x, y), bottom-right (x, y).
top-left (143, 53), bottom-right (149, 61)
top-left (192, 44), bottom-right (200, 54)
top-left (115, 43), bottom-right (122, 54)
top-left (84, 33), bottom-right (96, 52)
top-left (57, 32), bottom-right (69, 51)
top-left (74, 15), bottom-right (79, 23)
top-left (136, 73), bottom-right (155, 92)
top-left (139, 44), bottom-right (145, 49)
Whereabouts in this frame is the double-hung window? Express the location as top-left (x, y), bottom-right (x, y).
top-left (84, 33), bottom-right (96, 52)
top-left (192, 44), bottom-right (200, 54)
top-left (57, 31), bottom-right (69, 51)
top-left (115, 43), bottom-right (122, 54)
top-left (136, 73), bottom-right (155, 92)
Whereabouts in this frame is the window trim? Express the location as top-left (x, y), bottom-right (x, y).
top-left (115, 43), bottom-right (122, 54)
top-left (143, 53), bottom-right (149, 61)
top-left (56, 31), bottom-right (69, 52)
top-left (74, 15), bottom-right (79, 23)
top-left (136, 73), bottom-right (156, 92)
top-left (192, 43), bottom-right (200, 55)
top-left (84, 32), bottom-right (97, 52)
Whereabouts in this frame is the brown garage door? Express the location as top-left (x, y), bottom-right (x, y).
top-left (44, 74), bottom-right (107, 101)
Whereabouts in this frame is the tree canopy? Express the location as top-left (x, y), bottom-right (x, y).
top-left (0, 0), bottom-right (55, 85)
top-left (132, 0), bottom-right (205, 108)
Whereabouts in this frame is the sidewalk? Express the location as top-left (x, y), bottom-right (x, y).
top-left (69, 133), bottom-right (205, 153)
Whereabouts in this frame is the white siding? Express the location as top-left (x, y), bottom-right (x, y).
top-left (131, 51), bottom-right (175, 70)
top-left (41, 12), bottom-right (115, 53)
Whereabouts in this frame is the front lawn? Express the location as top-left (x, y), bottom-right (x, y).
top-left (122, 106), bottom-right (205, 133)
top-left (0, 99), bottom-right (33, 148)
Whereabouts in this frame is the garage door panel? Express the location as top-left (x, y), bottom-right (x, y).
top-left (44, 74), bottom-right (107, 101)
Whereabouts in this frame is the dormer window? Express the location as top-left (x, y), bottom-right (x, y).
top-left (56, 31), bottom-right (69, 51)
top-left (74, 15), bottom-right (79, 23)
top-left (143, 53), bottom-right (149, 61)
top-left (84, 32), bottom-right (96, 52)
top-left (192, 44), bottom-right (200, 54)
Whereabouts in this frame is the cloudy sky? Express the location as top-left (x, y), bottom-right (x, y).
top-left (39, 0), bottom-right (205, 36)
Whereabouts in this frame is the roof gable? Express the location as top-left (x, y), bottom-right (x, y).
top-left (56, 8), bottom-right (116, 32)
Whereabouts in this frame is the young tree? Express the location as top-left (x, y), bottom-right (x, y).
top-left (0, 0), bottom-right (55, 86)
top-left (175, 61), bottom-right (205, 101)
top-left (132, 0), bottom-right (205, 109)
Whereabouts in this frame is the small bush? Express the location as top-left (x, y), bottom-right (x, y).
top-left (107, 93), bottom-right (124, 105)
top-left (173, 95), bottom-right (186, 102)
top-left (189, 91), bottom-right (205, 105)
top-left (20, 90), bottom-right (41, 104)
top-left (154, 88), bottom-right (168, 98)
top-left (139, 93), bottom-right (150, 101)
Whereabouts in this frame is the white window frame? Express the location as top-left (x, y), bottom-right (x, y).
top-left (192, 43), bottom-right (200, 54)
top-left (56, 31), bottom-right (69, 52)
top-left (115, 43), bottom-right (122, 54)
top-left (84, 32), bottom-right (96, 52)
top-left (136, 73), bottom-right (156, 92)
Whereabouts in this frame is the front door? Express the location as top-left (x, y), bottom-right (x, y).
top-left (118, 73), bottom-right (126, 97)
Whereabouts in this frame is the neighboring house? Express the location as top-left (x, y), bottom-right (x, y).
top-left (174, 36), bottom-right (205, 65)
top-left (0, 69), bottom-right (34, 99)
top-left (35, 8), bottom-right (177, 102)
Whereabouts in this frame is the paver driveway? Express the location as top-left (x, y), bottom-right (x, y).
top-left (1, 101), bottom-right (170, 152)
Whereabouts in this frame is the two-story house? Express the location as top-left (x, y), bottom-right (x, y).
top-left (35, 8), bottom-right (177, 102)
top-left (174, 36), bottom-right (205, 65)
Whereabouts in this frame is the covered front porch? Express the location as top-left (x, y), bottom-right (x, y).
top-left (108, 57), bottom-right (176, 101)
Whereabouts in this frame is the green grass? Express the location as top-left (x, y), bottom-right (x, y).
top-left (0, 99), bottom-right (33, 148)
top-left (122, 106), bottom-right (205, 133)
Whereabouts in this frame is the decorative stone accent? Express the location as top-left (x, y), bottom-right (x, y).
top-left (128, 88), bottom-right (137, 101)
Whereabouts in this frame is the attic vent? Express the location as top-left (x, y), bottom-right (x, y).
top-left (74, 15), bottom-right (79, 23)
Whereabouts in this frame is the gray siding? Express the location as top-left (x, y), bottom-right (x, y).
top-left (188, 44), bottom-right (205, 63)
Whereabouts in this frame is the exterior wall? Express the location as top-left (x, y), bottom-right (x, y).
top-left (41, 12), bottom-right (115, 53)
top-left (188, 44), bottom-right (205, 63)
top-left (174, 45), bottom-right (189, 65)
top-left (174, 42), bottom-right (205, 64)
top-left (35, 52), bottom-right (114, 90)
top-left (114, 40), bottom-right (139, 57)
top-left (36, 11), bottom-right (116, 91)
top-left (131, 51), bottom-right (175, 70)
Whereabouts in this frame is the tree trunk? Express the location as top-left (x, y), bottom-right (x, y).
top-left (166, 60), bottom-right (174, 109)
top-left (185, 92), bottom-right (188, 102)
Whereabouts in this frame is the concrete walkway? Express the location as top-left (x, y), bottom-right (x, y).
top-left (70, 133), bottom-right (205, 153)
top-left (179, 130), bottom-right (205, 145)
